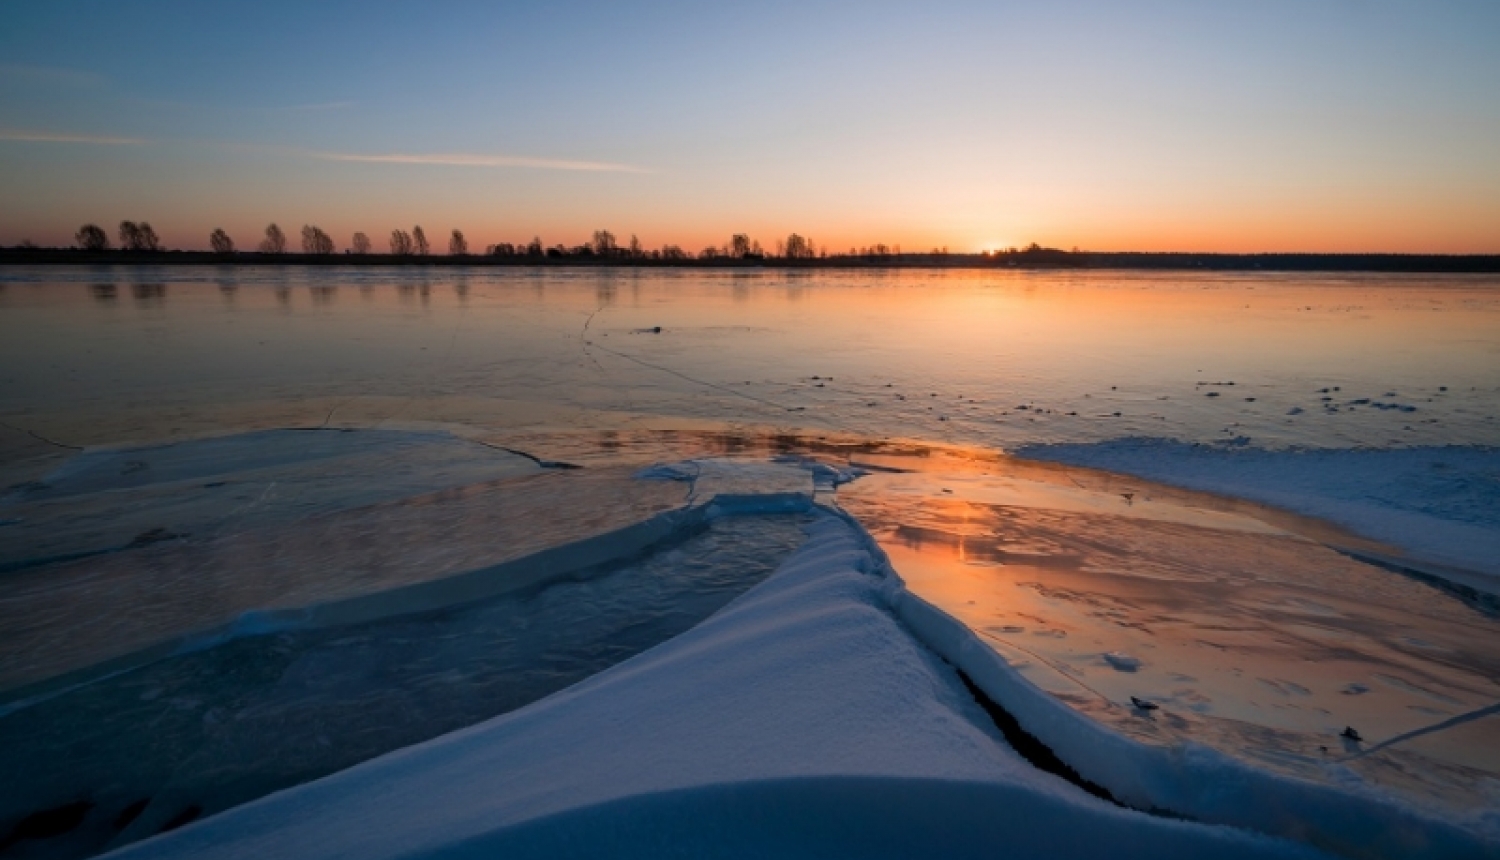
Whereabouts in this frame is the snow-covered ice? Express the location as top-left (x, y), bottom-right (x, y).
top-left (100, 513), bottom-right (1328, 860)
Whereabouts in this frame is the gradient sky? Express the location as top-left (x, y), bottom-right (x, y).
top-left (2, 1), bottom-right (1498, 253)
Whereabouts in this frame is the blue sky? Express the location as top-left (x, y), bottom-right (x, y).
top-left (2, 1), bottom-right (1498, 252)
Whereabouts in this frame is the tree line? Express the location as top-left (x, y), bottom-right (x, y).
top-left (68, 222), bottom-right (856, 260)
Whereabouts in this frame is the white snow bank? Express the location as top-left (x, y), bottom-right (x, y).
top-left (1014, 440), bottom-right (1500, 589)
top-left (105, 515), bottom-right (1317, 860)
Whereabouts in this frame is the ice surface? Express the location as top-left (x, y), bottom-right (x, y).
top-left (839, 452), bottom-right (1500, 854)
top-left (0, 513), bottom-right (810, 859)
top-left (0, 433), bottom-right (686, 698)
top-left (100, 514), bottom-right (1322, 860)
top-left (1014, 439), bottom-right (1500, 588)
top-left (0, 428), bottom-right (541, 572)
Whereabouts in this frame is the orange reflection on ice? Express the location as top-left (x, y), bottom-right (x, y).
top-left (838, 450), bottom-right (1500, 817)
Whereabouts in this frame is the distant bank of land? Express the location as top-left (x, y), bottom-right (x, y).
top-left (3, 247), bottom-right (1499, 273)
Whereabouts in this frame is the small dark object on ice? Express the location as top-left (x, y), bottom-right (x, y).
top-left (1340, 726), bottom-right (1362, 742)
top-left (1130, 696), bottom-right (1158, 711)
top-left (648, 326), bottom-right (661, 333)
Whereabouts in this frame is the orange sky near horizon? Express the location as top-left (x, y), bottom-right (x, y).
top-left (2, 3), bottom-right (1497, 255)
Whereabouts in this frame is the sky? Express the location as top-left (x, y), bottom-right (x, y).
top-left (1, 0), bottom-right (1498, 254)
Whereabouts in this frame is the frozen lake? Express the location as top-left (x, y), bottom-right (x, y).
top-left (1, 266), bottom-right (1497, 470)
top-left (1, 266), bottom-right (1498, 858)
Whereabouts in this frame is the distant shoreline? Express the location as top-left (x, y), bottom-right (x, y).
top-left (3, 248), bottom-right (1499, 273)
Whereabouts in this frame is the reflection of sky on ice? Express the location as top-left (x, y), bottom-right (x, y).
top-left (1, 267), bottom-right (1498, 856)
top-left (2, 267), bottom-right (1497, 477)
top-left (838, 451), bottom-right (1500, 829)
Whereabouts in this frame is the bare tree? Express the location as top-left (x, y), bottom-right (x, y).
top-left (526, 236), bottom-right (543, 257)
top-left (628, 234), bottom-right (642, 258)
top-left (783, 233), bottom-right (814, 259)
top-left (259, 223), bottom-right (287, 254)
top-left (592, 229), bottom-right (617, 257)
top-left (118, 221), bottom-right (143, 251)
top-left (412, 226), bottom-right (429, 256)
top-left (730, 234), bottom-right (752, 258)
top-left (209, 229), bottom-right (234, 254)
top-left (351, 232), bottom-right (371, 254)
top-left (138, 222), bottom-right (161, 251)
top-left (301, 225), bottom-right (335, 254)
top-left (76, 224), bottom-right (109, 251)
top-left (449, 229), bottom-right (468, 256)
top-left (390, 229), bottom-right (414, 255)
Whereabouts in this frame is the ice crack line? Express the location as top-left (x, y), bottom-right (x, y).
top-left (0, 420), bottom-right (83, 451)
top-left (586, 340), bottom-right (801, 416)
top-left (471, 440), bottom-right (580, 470)
top-left (1343, 699), bottom-right (1500, 761)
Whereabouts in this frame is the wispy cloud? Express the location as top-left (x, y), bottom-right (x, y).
top-left (0, 130), bottom-right (144, 145)
top-left (0, 63), bottom-right (108, 89)
top-left (302, 149), bottom-right (650, 173)
top-left (280, 100), bottom-right (357, 112)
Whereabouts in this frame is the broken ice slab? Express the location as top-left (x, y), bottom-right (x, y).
top-left (839, 451), bottom-right (1500, 831)
top-left (0, 512), bottom-right (812, 860)
top-left (0, 428), bottom-right (542, 572)
top-left (0, 434), bottom-right (689, 699)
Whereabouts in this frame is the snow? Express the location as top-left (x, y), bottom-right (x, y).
top-left (103, 512), bottom-right (1322, 860)
top-left (1014, 439), bottom-right (1500, 591)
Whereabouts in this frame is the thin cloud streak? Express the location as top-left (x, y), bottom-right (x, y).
top-left (0, 130), bottom-right (144, 145)
top-left (280, 100), bottom-right (357, 112)
top-left (304, 149), bottom-right (651, 173)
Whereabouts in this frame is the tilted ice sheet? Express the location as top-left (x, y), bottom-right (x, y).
top-left (0, 432), bottom-right (685, 697)
top-left (0, 513), bottom-right (811, 860)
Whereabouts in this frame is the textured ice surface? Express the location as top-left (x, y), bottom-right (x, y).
top-left (840, 452), bottom-right (1500, 851)
top-left (98, 515), bottom-right (1323, 860)
top-left (0, 433), bottom-right (687, 696)
top-left (0, 428), bottom-right (540, 572)
top-left (1014, 439), bottom-right (1500, 585)
top-left (0, 513), bottom-right (810, 859)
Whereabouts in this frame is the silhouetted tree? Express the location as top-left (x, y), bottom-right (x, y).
top-left (138, 222), bottom-right (161, 251)
top-left (730, 234), bottom-right (752, 258)
top-left (661, 245), bottom-right (688, 260)
top-left (783, 233), bottom-right (814, 259)
top-left (75, 223), bottom-right (108, 251)
top-left (487, 242), bottom-right (516, 257)
top-left (628, 234), bottom-right (643, 258)
top-left (301, 225), bottom-right (335, 254)
top-left (260, 223), bottom-right (287, 254)
top-left (351, 232), bottom-right (372, 254)
top-left (390, 229), bottom-right (414, 255)
top-left (526, 237), bottom-right (544, 257)
top-left (592, 229), bottom-right (617, 257)
top-left (412, 226), bottom-right (429, 256)
top-left (449, 229), bottom-right (468, 255)
top-left (118, 221), bottom-right (144, 251)
top-left (209, 229), bottom-right (234, 254)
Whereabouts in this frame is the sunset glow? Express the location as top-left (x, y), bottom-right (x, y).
top-left (2, 2), bottom-right (1497, 254)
